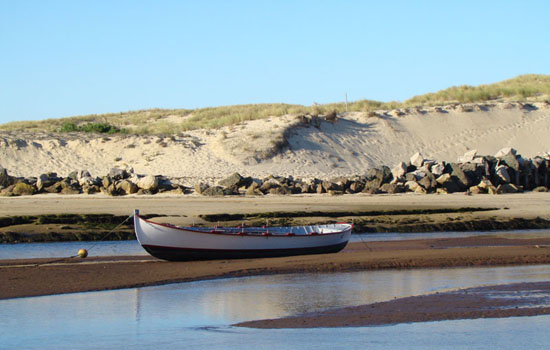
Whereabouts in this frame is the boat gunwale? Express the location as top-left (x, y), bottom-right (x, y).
top-left (136, 214), bottom-right (353, 238)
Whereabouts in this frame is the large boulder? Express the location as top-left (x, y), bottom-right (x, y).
top-left (445, 163), bottom-right (470, 190)
top-left (218, 172), bottom-right (247, 188)
top-left (102, 183), bottom-right (118, 196)
top-left (245, 181), bottom-right (263, 196)
top-left (156, 177), bottom-right (178, 192)
top-left (348, 180), bottom-right (365, 193)
top-left (404, 180), bottom-right (420, 192)
top-left (138, 175), bottom-right (159, 191)
top-left (194, 182), bottom-right (209, 195)
top-left (75, 170), bottom-right (91, 181)
top-left (12, 182), bottom-right (36, 196)
top-left (202, 186), bottom-right (231, 196)
top-left (82, 184), bottom-right (100, 194)
top-left (78, 176), bottom-right (99, 187)
top-left (269, 185), bottom-right (292, 195)
top-left (457, 149), bottom-right (477, 163)
top-left (500, 152), bottom-right (520, 171)
top-left (364, 166), bottom-right (393, 192)
top-left (392, 162), bottom-right (407, 179)
top-left (418, 175), bottom-right (436, 192)
top-left (102, 176), bottom-right (113, 189)
top-left (494, 147), bottom-right (517, 158)
top-left (430, 162), bottom-right (446, 176)
top-left (36, 173), bottom-right (61, 191)
top-left (259, 178), bottom-right (282, 193)
top-left (322, 180), bottom-right (344, 192)
top-left (436, 173), bottom-right (460, 193)
top-left (108, 167), bottom-right (129, 181)
top-left (116, 180), bottom-right (138, 195)
top-left (495, 164), bottom-right (511, 183)
top-left (410, 152), bottom-right (425, 168)
top-left (497, 183), bottom-right (521, 194)
top-left (380, 183), bottom-right (405, 194)
top-left (0, 167), bottom-right (15, 188)
top-left (460, 163), bottom-right (485, 186)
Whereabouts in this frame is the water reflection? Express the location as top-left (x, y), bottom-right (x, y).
top-left (1, 265), bottom-right (549, 350)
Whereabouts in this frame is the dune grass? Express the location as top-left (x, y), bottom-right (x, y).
top-left (405, 74), bottom-right (550, 106)
top-left (1, 74), bottom-right (548, 135)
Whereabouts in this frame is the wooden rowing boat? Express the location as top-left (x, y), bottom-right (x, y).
top-left (134, 210), bottom-right (352, 261)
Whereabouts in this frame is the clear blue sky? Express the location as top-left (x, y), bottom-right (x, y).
top-left (1, 0), bottom-right (548, 123)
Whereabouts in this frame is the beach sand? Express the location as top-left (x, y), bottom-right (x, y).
top-left (1, 102), bottom-right (550, 183)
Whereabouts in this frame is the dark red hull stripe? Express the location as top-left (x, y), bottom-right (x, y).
top-left (141, 241), bottom-right (349, 261)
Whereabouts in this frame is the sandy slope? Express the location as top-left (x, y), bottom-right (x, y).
top-left (1, 102), bottom-right (549, 185)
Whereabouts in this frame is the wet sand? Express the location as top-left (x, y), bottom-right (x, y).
top-left (1, 237), bottom-right (550, 300)
top-left (236, 281), bottom-right (550, 328)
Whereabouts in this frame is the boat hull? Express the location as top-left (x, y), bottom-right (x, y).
top-left (134, 213), bottom-right (352, 261)
top-left (141, 241), bottom-right (349, 261)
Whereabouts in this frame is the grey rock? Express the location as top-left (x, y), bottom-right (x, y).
top-left (102, 176), bottom-right (113, 189)
top-left (468, 185), bottom-right (485, 194)
top-left (494, 147), bottom-right (517, 158)
top-left (322, 181), bottom-right (344, 192)
top-left (497, 183), bottom-right (521, 194)
top-left (76, 170), bottom-right (91, 180)
top-left (103, 184), bottom-right (118, 196)
top-left (218, 172), bottom-right (247, 188)
top-left (445, 163), bottom-right (470, 190)
top-left (0, 167), bottom-right (15, 187)
top-left (392, 162), bottom-right (407, 179)
top-left (82, 185), bottom-right (100, 194)
top-left (36, 173), bottom-right (61, 191)
top-left (404, 180), bottom-right (420, 192)
top-left (269, 186), bottom-right (291, 195)
top-left (495, 165), bottom-right (511, 183)
top-left (457, 149), bottom-right (477, 163)
top-left (138, 175), bottom-right (159, 191)
top-left (380, 183), bottom-right (405, 194)
top-left (260, 178), bottom-right (282, 193)
top-left (12, 182), bottom-right (36, 196)
top-left (202, 186), bottom-right (229, 196)
top-left (194, 182), bottom-right (209, 194)
top-left (348, 181), bottom-right (365, 193)
top-left (414, 186), bottom-right (428, 194)
top-left (405, 173), bottom-right (418, 182)
top-left (60, 181), bottom-right (81, 195)
top-left (78, 176), bottom-right (97, 187)
top-left (436, 173), bottom-right (460, 193)
top-left (116, 180), bottom-right (138, 195)
top-left (364, 166), bottom-right (393, 191)
top-left (245, 182), bottom-right (263, 196)
top-left (410, 152), bottom-right (424, 168)
top-left (478, 178), bottom-right (494, 190)
top-left (430, 162), bottom-right (446, 176)
top-left (109, 168), bottom-right (129, 180)
top-left (418, 175), bottom-right (436, 191)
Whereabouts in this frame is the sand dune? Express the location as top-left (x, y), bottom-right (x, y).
top-left (1, 102), bottom-right (549, 185)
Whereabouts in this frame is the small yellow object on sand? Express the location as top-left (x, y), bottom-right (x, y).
top-left (78, 249), bottom-right (88, 258)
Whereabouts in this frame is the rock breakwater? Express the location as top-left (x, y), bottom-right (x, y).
top-left (1, 148), bottom-right (549, 197)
